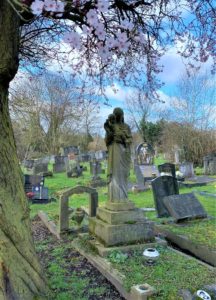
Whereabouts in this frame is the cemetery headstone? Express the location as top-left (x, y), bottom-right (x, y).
top-left (33, 160), bottom-right (48, 175)
top-left (134, 164), bottom-right (159, 188)
top-left (179, 162), bottom-right (194, 178)
top-left (203, 153), bottom-right (216, 175)
top-left (31, 186), bottom-right (49, 204)
top-left (163, 193), bottom-right (207, 222)
top-left (135, 142), bottom-right (155, 165)
top-left (158, 163), bottom-right (176, 178)
top-left (90, 161), bottom-right (102, 177)
top-left (59, 186), bottom-right (98, 233)
top-left (151, 175), bottom-right (179, 217)
top-left (24, 175), bottom-right (44, 193)
top-left (53, 156), bottom-right (68, 173)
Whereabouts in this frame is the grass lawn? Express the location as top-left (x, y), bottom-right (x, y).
top-left (107, 245), bottom-right (216, 299)
top-left (29, 165), bottom-right (216, 249)
top-left (29, 164), bottom-right (216, 299)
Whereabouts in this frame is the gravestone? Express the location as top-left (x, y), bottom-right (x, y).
top-left (135, 143), bottom-right (155, 165)
top-left (179, 162), bottom-right (194, 178)
top-left (59, 186), bottom-right (98, 233)
top-left (163, 193), bottom-right (207, 222)
top-left (158, 163), bottom-right (176, 178)
top-left (90, 161), bottom-right (102, 177)
top-left (53, 156), bottom-right (68, 173)
top-left (134, 164), bottom-right (159, 188)
top-left (33, 160), bottom-right (48, 175)
top-left (24, 175), bottom-right (44, 193)
top-left (151, 176), bottom-right (179, 217)
top-left (31, 186), bottom-right (49, 204)
top-left (204, 153), bottom-right (216, 175)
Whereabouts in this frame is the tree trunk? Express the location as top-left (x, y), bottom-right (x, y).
top-left (0, 1), bottom-right (48, 299)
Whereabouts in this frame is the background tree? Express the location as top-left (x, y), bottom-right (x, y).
top-left (10, 73), bottom-right (101, 158)
top-left (0, 0), bottom-right (215, 298)
top-left (160, 70), bottom-right (216, 164)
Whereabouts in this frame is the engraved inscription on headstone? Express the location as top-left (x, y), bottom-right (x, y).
top-left (163, 193), bottom-right (207, 222)
top-left (151, 175), bottom-right (179, 218)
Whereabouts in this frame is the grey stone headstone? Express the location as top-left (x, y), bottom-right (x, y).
top-left (140, 165), bottom-right (159, 179)
top-left (204, 153), bottom-right (216, 175)
top-left (151, 175), bottom-right (179, 218)
top-left (53, 156), bottom-right (68, 173)
top-left (90, 161), bottom-right (102, 176)
top-left (158, 163), bottom-right (176, 178)
top-left (179, 162), bottom-right (194, 178)
top-left (33, 163), bottom-right (48, 175)
top-left (163, 193), bottom-right (207, 222)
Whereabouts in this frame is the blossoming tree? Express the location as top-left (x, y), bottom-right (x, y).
top-left (0, 0), bottom-right (215, 298)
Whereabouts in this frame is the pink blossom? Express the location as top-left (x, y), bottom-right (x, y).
top-left (98, 45), bottom-right (110, 61)
top-left (56, 1), bottom-right (65, 12)
top-left (97, 0), bottom-right (109, 13)
top-left (63, 31), bottom-right (81, 49)
top-left (30, 0), bottom-right (44, 15)
top-left (106, 37), bottom-right (117, 49)
top-left (44, 0), bottom-right (57, 12)
top-left (86, 9), bottom-right (99, 26)
top-left (120, 19), bottom-right (134, 31)
top-left (116, 32), bottom-right (128, 43)
top-left (95, 22), bottom-right (106, 40)
top-left (117, 41), bottom-right (130, 53)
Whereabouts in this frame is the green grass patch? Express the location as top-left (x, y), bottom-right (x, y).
top-left (108, 246), bottom-right (216, 299)
top-left (30, 169), bottom-right (216, 250)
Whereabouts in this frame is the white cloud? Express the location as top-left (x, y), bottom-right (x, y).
top-left (105, 83), bottom-right (133, 102)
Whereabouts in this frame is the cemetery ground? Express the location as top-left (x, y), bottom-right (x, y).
top-left (27, 161), bottom-right (216, 300)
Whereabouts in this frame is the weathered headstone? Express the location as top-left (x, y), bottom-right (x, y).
top-left (90, 161), bottom-right (102, 177)
top-left (134, 164), bottom-right (159, 187)
top-left (135, 143), bottom-right (155, 165)
top-left (179, 162), bottom-right (194, 178)
top-left (31, 186), bottom-right (49, 204)
top-left (204, 153), bottom-right (216, 175)
top-left (163, 193), bottom-right (207, 222)
top-left (151, 175), bottom-right (179, 217)
top-left (158, 163), bottom-right (176, 178)
top-left (59, 186), bottom-right (98, 233)
top-left (53, 156), bottom-right (68, 173)
top-left (24, 175), bottom-right (44, 193)
top-left (33, 160), bottom-right (48, 175)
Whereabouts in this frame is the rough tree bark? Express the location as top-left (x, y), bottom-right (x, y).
top-left (0, 1), bottom-right (48, 299)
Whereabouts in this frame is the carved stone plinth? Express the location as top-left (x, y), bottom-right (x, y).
top-left (89, 204), bottom-right (155, 247)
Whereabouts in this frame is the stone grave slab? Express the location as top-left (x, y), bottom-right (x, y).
top-left (163, 193), bottom-right (207, 222)
top-left (158, 163), bottom-right (176, 178)
top-left (151, 176), bottom-right (179, 218)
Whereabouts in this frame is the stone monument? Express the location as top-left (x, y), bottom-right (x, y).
top-left (89, 108), bottom-right (155, 246)
top-left (203, 153), bottom-right (216, 175)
